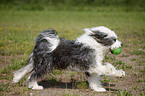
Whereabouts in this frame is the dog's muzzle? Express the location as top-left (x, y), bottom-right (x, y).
top-left (110, 42), bottom-right (123, 55)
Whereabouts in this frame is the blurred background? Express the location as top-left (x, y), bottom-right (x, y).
top-left (0, 0), bottom-right (145, 11)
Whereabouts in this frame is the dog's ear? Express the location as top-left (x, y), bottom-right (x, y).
top-left (90, 31), bottom-right (108, 39)
top-left (90, 31), bottom-right (114, 46)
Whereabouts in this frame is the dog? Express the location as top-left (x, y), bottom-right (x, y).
top-left (12, 26), bottom-right (125, 92)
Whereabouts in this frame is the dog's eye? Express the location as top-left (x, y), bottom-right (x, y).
top-left (113, 39), bottom-right (116, 42)
top-left (103, 35), bottom-right (108, 38)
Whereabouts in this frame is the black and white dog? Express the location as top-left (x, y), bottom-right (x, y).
top-left (13, 26), bottom-right (125, 92)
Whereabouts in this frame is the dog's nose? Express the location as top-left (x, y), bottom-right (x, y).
top-left (121, 43), bottom-right (123, 46)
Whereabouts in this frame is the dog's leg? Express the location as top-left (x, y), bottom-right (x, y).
top-left (85, 72), bottom-right (106, 92)
top-left (12, 55), bottom-right (33, 83)
top-left (103, 62), bottom-right (125, 77)
top-left (27, 72), bottom-right (43, 90)
top-left (91, 62), bottom-right (125, 77)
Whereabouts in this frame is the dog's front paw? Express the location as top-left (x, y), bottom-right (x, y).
top-left (115, 69), bottom-right (125, 77)
top-left (28, 82), bottom-right (44, 90)
top-left (32, 85), bottom-right (43, 90)
top-left (92, 88), bottom-right (106, 92)
top-left (90, 85), bottom-right (106, 92)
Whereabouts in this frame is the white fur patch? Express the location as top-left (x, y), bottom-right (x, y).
top-left (43, 36), bottom-right (60, 52)
top-left (111, 40), bottom-right (122, 50)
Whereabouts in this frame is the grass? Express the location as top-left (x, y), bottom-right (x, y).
top-left (117, 89), bottom-right (133, 96)
top-left (0, 8), bottom-right (145, 95)
top-left (0, 0), bottom-right (145, 12)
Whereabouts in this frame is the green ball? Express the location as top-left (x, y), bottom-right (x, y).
top-left (112, 47), bottom-right (122, 55)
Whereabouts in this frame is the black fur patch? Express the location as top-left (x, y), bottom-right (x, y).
top-left (30, 30), bottom-right (96, 81)
top-left (85, 72), bottom-right (90, 77)
top-left (51, 38), bottom-right (95, 70)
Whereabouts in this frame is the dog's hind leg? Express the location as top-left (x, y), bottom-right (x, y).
top-left (27, 72), bottom-right (43, 90)
top-left (12, 53), bottom-right (34, 83)
top-left (85, 72), bottom-right (106, 92)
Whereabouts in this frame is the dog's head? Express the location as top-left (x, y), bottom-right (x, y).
top-left (83, 26), bottom-right (122, 54)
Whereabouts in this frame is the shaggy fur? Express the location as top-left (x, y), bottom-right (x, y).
top-left (13, 26), bottom-right (125, 92)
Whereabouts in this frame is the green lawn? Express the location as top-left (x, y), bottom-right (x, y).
top-left (0, 10), bottom-right (145, 95)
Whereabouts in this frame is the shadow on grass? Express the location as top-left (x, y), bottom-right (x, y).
top-left (38, 79), bottom-right (118, 91)
top-left (103, 83), bottom-right (118, 91)
top-left (38, 79), bottom-right (77, 89)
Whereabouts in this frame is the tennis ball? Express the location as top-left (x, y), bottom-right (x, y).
top-left (112, 47), bottom-right (121, 55)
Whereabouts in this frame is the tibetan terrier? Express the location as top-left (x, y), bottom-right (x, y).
top-left (13, 26), bottom-right (125, 92)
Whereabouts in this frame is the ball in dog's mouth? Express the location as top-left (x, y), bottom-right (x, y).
top-left (111, 47), bottom-right (122, 55)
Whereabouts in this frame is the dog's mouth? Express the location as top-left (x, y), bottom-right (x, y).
top-left (110, 49), bottom-right (114, 54)
top-left (110, 48), bottom-right (114, 54)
